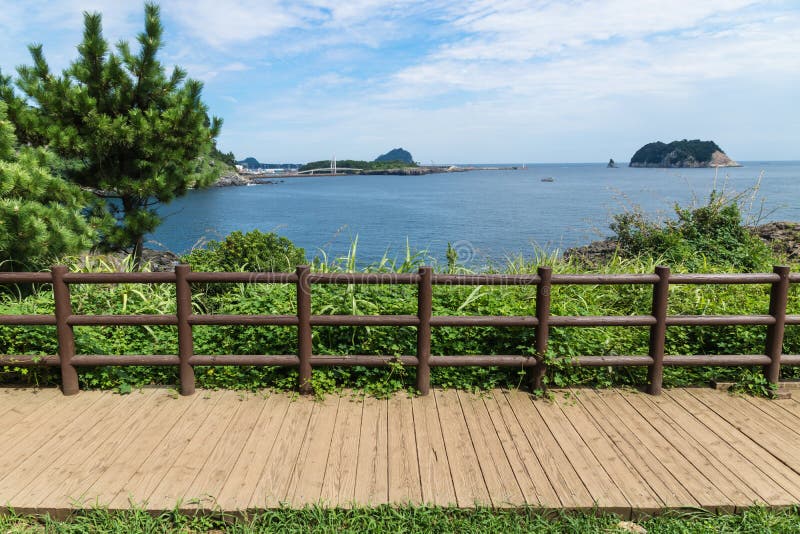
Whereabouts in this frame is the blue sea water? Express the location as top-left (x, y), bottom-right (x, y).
top-left (150, 161), bottom-right (800, 266)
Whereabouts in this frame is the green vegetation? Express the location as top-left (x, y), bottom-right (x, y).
top-left (183, 230), bottom-right (306, 273)
top-left (610, 189), bottom-right (774, 271)
top-left (0, 189), bottom-right (797, 397)
top-left (629, 139), bottom-right (723, 167)
top-left (299, 159), bottom-right (418, 172)
top-left (1, 505), bottom-right (799, 533)
top-left (0, 3), bottom-right (222, 268)
top-left (0, 103), bottom-right (95, 271)
top-left (212, 146), bottom-right (236, 167)
top-left (375, 147), bottom-right (414, 164)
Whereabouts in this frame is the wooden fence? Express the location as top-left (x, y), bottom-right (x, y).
top-left (0, 265), bottom-right (798, 396)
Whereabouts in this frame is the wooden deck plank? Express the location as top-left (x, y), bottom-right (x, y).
top-left (215, 393), bottom-right (291, 511)
top-left (572, 389), bottom-right (699, 509)
top-left (287, 395), bottom-right (341, 505)
top-left (688, 389), bottom-right (800, 473)
top-left (553, 391), bottom-right (664, 514)
top-left (0, 391), bottom-right (109, 505)
top-left (642, 390), bottom-right (797, 506)
top-left (584, 390), bottom-right (734, 511)
top-left (353, 396), bottom-right (388, 506)
top-left (2, 386), bottom-right (800, 514)
top-left (11, 389), bottom-right (160, 510)
top-left (482, 393), bottom-right (560, 507)
top-left (743, 396), bottom-right (800, 438)
top-left (666, 389), bottom-right (800, 502)
top-left (412, 391), bottom-right (456, 506)
top-left (387, 395), bottom-right (421, 504)
top-left (182, 393), bottom-right (267, 508)
top-left (502, 390), bottom-right (593, 510)
top-left (622, 391), bottom-right (764, 509)
top-left (248, 395), bottom-right (315, 508)
top-left (320, 397), bottom-right (363, 507)
top-left (81, 390), bottom-right (201, 506)
top-left (529, 391), bottom-right (632, 517)
top-left (148, 390), bottom-right (244, 509)
top-left (457, 391), bottom-right (525, 507)
top-left (0, 390), bottom-right (103, 467)
top-left (106, 390), bottom-right (225, 509)
top-left (435, 390), bottom-right (490, 506)
top-left (764, 396), bottom-right (800, 423)
top-left (0, 388), bottom-right (60, 427)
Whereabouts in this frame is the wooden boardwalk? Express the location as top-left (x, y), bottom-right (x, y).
top-left (2, 386), bottom-right (800, 517)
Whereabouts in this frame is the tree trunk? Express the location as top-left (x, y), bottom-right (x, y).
top-left (132, 235), bottom-right (144, 271)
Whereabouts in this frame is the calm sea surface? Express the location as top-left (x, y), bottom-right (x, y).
top-left (150, 161), bottom-right (800, 266)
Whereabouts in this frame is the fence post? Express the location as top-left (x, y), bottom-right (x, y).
top-left (530, 266), bottom-right (552, 391)
top-left (175, 265), bottom-right (196, 396)
top-left (646, 266), bottom-right (670, 395)
top-left (52, 265), bottom-right (79, 395)
top-left (765, 265), bottom-right (790, 388)
top-left (296, 265), bottom-right (312, 394)
top-left (416, 266), bottom-right (433, 395)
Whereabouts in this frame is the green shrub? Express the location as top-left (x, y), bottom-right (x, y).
top-left (610, 189), bottom-right (773, 271)
top-left (182, 230), bottom-right (306, 272)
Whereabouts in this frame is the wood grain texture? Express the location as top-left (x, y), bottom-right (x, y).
top-left (0, 387), bottom-right (798, 515)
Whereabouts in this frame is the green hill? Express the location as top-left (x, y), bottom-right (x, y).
top-left (237, 157), bottom-right (261, 169)
top-left (375, 148), bottom-right (413, 164)
top-left (629, 139), bottom-right (739, 168)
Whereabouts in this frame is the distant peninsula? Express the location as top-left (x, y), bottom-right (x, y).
top-left (629, 139), bottom-right (740, 168)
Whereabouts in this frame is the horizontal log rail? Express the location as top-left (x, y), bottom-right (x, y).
top-left (0, 264), bottom-right (797, 396)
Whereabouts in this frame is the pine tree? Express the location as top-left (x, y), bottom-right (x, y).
top-left (0, 103), bottom-right (95, 270)
top-left (10, 3), bottom-right (221, 268)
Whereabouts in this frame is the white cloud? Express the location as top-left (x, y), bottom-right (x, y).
top-left (382, 2), bottom-right (800, 106)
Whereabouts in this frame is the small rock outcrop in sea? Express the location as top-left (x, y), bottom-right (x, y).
top-left (607, 158), bottom-right (617, 168)
top-left (214, 171), bottom-right (252, 187)
top-left (629, 139), bottom-right (740, 168)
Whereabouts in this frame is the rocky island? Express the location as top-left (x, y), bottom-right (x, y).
top-left (629, 139), bottom-right (740, 168)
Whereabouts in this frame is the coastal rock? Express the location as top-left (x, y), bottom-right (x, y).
top-left (563, 221), bottom-right (800, 264)
top-left (753, 221), bottom-right (800, 260)
top-left (214, 171), bottom-right (252, 187)
top-left (81, 248), bottom-right (181, 272)
top-left (562, 238), bottom-right (621, 265)
top-left (141, 249), bottom-right (181, 271)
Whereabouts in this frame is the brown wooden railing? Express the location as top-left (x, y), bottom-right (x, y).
top-left (0, 264), bottom-right (798, 396)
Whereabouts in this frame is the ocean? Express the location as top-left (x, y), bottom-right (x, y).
top-left (149, 161), bottom-right (800, 266)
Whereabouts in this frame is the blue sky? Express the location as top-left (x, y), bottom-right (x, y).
top-left (1, 0), bottom-right (798, 163)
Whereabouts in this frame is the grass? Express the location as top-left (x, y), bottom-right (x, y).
top-left (2, 506), bottom-right (800, 533)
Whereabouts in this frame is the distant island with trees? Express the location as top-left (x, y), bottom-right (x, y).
top-left (629, 139), bottom-right (740, 168)
top-left (300, 147), bottom-right (417, 173)
top-left (375, 147), bottom-right (413, 164)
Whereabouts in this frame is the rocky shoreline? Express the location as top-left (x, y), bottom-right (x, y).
top-left (564, 221), bottom-right (800, 264)
top-left (214, 171), bottom-right (284, 187)
top-left (214, 171), bottom-right (252, 186)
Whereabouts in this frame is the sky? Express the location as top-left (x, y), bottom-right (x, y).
top-left (0, 0), bottom-right (798, 164)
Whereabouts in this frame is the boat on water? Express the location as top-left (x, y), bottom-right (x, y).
top-left (541, 177), bottom-right (554, 182)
